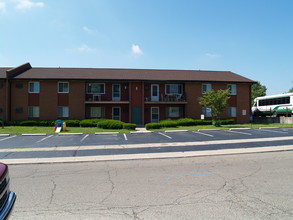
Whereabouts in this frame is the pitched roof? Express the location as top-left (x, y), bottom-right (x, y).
top-left (0, 65), bottom-right (255, 83)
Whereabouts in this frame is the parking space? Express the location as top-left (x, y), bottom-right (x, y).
top-left (0, 128), bottom-right (292, 149)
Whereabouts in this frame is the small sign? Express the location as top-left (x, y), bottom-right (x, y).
top-left (242, 110), bottom-right (246, 116)
top-left (201, 114), bottom-right (205, 120)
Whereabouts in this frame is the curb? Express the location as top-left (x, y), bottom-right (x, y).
top-left (0, 134), bottom-right (10, 137)
top-left (229, 128), bottom-right (251, 131)
top-left (198, 129), bottom-right (220, 131)
top-left (95, 132), bottom-right (119, 135)
top-left (22, 133), bottom-right (47, 136)
top-left (259, 127), bottom-right (279, 129)
top-left (58, 133), bottom-right (83, 136)
top-left (165, 130), bottom-right (188, 133)
top-left (130, 131), bottom-right (153, 134)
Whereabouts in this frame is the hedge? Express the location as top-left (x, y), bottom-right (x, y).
top-left (80, 119), bottom-right (98, 127)
top-left (123, 123), bottom-right (136, 130)
top-left (63, 120), bottom-right (81, 127)
top-left (97, 120), bottom-right (124, 129)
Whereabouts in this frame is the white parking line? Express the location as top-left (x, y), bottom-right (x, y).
top-left (0, 135), bottom-right (17, 142)
top-left (159, 132), bottom-right (172, 139)
top-left (37, 135), bottom-right (54, 143)
top-left (259, 129), bottom-right (288, 134)
top-left (80, 134), bottom-right (89, 142)
top-left (227, 130), bottom-right (252, 135)
top-left (192, 131), bottom-right (214, 137)
top-left (124, 133), bottom-right (128, 141)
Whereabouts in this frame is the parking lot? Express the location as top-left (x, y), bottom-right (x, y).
top-left (0, 128), bottom-right (292, 149)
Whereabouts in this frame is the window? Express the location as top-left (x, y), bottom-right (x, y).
top-left (202, 107), bottom-right (212, 117)
top-left (228, 107), bottom-right (237, 117)
top-left (166, 107), bottom-right (183, 117)
top-left (58, 82), bottom-right (69, 93)
top-left (228, 84), bottom-right (237, 95)
top-left (29, 82), bottom-right (40, 93)
top-left (151, 107), bottom-right (159, 123)
top-left (86, 83), bottom-right (105, 94)
top-left (90, 107), bottom-right (104, 118)
top-left (58, 106), bottom-right (69, 118)
top-left (166, 84), bottom-right (182, 94)
top-left (202, 84), bottom-right (212, 94)
top-left (112, 107), bottom-right (121, 121)
top-left (28, 106), bottom-right (40, 118)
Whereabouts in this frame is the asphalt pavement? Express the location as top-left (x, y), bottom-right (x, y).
top-left (0, 127), bottom-right (293, 164)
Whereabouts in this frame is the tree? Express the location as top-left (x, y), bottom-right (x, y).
top-left (198, 89), bottom-right (230, 127)
top-left (289, 87), bottom-right (293, 93)
top-left (251, 81), bottom-right (267, 106)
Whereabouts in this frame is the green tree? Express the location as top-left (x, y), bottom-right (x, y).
top-left (198, 89), bottom-right (230, 127)
top-left (251, 81), bottom-right (267, 105)
top-left (289, 87), bottom-right (293, 93)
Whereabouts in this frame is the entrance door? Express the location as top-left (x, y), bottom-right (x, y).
top-left (112, 84), bottom-right (121, 101)
top-left (151, 84), bottom-right (159, 101)
top-left (151, 107), bottom-right (159, 123)
top-left (112, 107), bottom-right (121, 121)
top-left (132, 106), bottom-right (142, 125)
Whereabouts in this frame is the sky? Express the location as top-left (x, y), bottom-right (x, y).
top-left (0, 0), bottom-right (293, 95)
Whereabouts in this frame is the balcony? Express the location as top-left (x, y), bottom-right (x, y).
top-left (144, 94), bottom-right (187, 104)
top-left (85, 94), bottom-right (130, 104)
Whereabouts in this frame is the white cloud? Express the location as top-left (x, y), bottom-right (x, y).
top-left (205, 53), bottom-right (220, 58)
top-left (0, 2), bottom-right (6, 13)
top-left (77, 44), bottom-right (96, 52)
top-left (83, 26), bottom-right (94, 34)
top-left (131, 44), bottom-right (143, 55)
top-left (13, 0), bottom-right (44, 10)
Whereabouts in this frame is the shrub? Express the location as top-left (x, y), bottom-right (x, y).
top-left (159, 120), bottom-right (178, 128)
top-left (123, 123), bottom-right (136, 130)
top-left (39, 120), bottom-right (54, 126)
top-left (98, 120), bottom-right (124, 129)
top-left (220, 119), bottom-right (235, 125)
top-left (145, 123), bottom-right (162, 130)
top-left (176, 118), bottom-right (197, 126)
top-left (63, 120), bottom-right (81, 127)
top-left (80, 119), bottom-right (97, 127)
top-left (19, 120), bottom-right (38, 126)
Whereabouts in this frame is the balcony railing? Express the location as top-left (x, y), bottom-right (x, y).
top-left (85, 94), bottom-right (129, 103)
top-left (144, 94), bottom-right (187, 103)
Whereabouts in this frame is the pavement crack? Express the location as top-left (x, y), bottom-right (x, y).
top-left (100, 169), bottom-right (115, 204)
top-left (48, 179), bottom-right (57, 207)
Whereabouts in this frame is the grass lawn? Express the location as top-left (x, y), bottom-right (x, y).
top-left (0, 123), bottom-right (292, 134)
top-left (0, 126), bottom-right (132, 135)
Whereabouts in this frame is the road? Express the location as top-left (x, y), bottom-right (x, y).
top-left (9, 151), bottom-right (293, 220)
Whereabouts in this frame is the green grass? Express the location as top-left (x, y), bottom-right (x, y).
top-left (0, 126), bottom-right (132, 135)
top-left (148, 123), bottom-right (293, 132)
top-left (0, 123), bottom-right (292, 134)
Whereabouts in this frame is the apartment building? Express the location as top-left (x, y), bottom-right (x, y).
top-left (0, 63), bottom-right (255, 124)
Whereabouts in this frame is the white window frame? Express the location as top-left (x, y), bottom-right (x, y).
top-left (165, 84), bottom-right (182, 95)
top-left (202, 107), bottom-right (212, 117)
top-left (228, 84), bottom-right (237, 95)
top-left (112, 107), bottom-right (121, 121)
top-left (28, 106), bottom-right (40, 118)
top-left (58, 82), bottom-right (69, 93)
top-left (86, 83), bottom-right (105, 94)
top-left (151, 107), bottom-right (160, 123)
top-left (167, 107), bottom-right (180, 117)
top-left (28, 81), bottom-right (40, 93)
top-left (228, 107), bottom-right (237, 117)
top-left (58, 106), bottom-right (69, 118)
top-left (90, 107), bottom-right (104, 118)
top-left (202, 84), bottom-right (212, 94)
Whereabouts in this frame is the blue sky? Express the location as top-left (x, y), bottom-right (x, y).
top-left (1, 0), bottom-right (293, 95)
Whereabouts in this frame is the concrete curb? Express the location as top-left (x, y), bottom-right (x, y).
top-left (21, 133), bottom-right (47, 136)
top-left (0, 134), bottom-right (10, 137)
top-left (165, 130), bottom-right (188, 133)
top-left (95, 132), bottom-right (119, 135)
top-left (229, 128), bottom-right (251, 130)
top-left (259, 127), bottom-right (279, 129)
top-left (130, 131), bottom-right (153, 134)
top-left (198, 129), bottom-right (220, 131)
top-left (3, 144), bottom-right (293, 165)
top-left (58, 133), bottom-right (83, 136)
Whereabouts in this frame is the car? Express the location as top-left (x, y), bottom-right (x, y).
top-left (0, 163), bottom-right (16, 220)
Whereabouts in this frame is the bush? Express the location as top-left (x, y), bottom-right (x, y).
top-left (159, 120), bottom-right (178, 128)
top-left (123, 123), bottom-right (136, 130)
top-left (176, 118), bottom-right (197, 126)
top-left (63, 120), bottom-right (81, 127)
top-left (145, 123), bottom-right (162, 130)
top-left (220, 119), bottom-right (235, 125)
top-left (98, 120), bottom-right (124, 129)
top-left (80, 119), bottom-right (97, 127)
top-left (39, 120), bottom-right (54, 126)
top-left (19, 120), bottom-right (38, 126)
